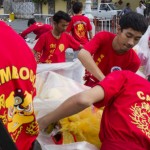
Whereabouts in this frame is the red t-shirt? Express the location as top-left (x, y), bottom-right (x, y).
top-left (84, 31), bottom-right (140, 87)
top-left (0, 21), bottom-right (38, 150)
top-left (94, 71), bottom-right (150, 150)
top-left (66, 15), bottom-right (92, 45)
top-left (34, 31), bottom-right (80, 63)
top-left (20, 22), bottom-right (53, 40)
top-left (95, 71), bottom-right (150, 150)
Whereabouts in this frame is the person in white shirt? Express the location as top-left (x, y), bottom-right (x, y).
top-left (136, 1), bottom-right (146, 16)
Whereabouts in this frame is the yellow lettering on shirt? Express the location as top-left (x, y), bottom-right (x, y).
top-left (50, 44), bottom-right (56, 49)
top-left (0, 66), bottom-right (35, 85)
top-left (129, 91), bottom-right (150, 139)
top-left (19, 67), bottom-right (29, 80)
top-left (96, 54), bottom-right (104, 65)
top-left (137, 91), bottom-right (150, 102)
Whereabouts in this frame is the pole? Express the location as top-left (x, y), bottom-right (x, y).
top-left (84, 0), bottom-right (95, 36)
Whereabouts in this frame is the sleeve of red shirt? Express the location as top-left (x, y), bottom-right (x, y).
top-left (84, 32), bottom-right (106, 55)
top-left (66, 19), bottom-right (73, 33)
top-left (94, 71), bottom-right (128, 108)
top-left (20, 24), bottom-right (37, 38)
top-left (86, 17), bottom-right (92, 31)
top-left (67, 34), bottom-right (81, 51)
top-left (33, 33), bottom-right (46, 53)
top-left (126, 49), bottom-right (141, 72)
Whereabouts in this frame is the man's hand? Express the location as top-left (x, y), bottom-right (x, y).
top-left (37, 116), bottom-right (50, 131)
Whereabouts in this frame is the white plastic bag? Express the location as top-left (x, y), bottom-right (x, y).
top-left (36, 59), bottom-right (85, 84)
top-left (34, 71), bottom-right (100, 149)
top-left (34, 71), bottom-right (89, 119)
top-left (43, 141), bottom-right (99, 150)
top-left (134, 25), bottom-right (150, 77)
top-left (37, 132), bottom-right (98, 150)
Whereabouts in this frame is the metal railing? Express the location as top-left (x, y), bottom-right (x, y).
top-left (33, 14), bottom-right (53, 25)
top-left (45, 16), bottom-right (53, 25)
top-left (93, 15), bottom-right (120, 34)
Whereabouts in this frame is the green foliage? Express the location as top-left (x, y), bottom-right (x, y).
top-left (32, 0), bottom-right (48, 5)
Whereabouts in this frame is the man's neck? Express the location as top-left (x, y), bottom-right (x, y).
top-left (112, 36), bottom-right (126, 54)
top-left (74, 11), bottom-right (82, 16)
top-left (52, 30), bottom-right (61, 39)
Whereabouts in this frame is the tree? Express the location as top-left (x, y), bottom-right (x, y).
top-left (3, 0), bottom-right (13, 13)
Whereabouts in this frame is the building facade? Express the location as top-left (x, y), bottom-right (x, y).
top-left (2, 0), bottom-right (147, 18)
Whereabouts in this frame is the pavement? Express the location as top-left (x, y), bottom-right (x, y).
top-left (9, 18), bottom-right (45, 39)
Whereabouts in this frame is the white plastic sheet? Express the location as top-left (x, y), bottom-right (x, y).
top-left (37, 132), bottom-right (98, 150)
top-left (43, 141), bottom-right (99, 150)
top-left (134, 26), bottom-right (150, 77)
top-left (34, 71), bottom-right (89, 119)
top-left (33, 71), bottom-right (99, 150)
top-left (36, 58), bottom-right (85, 84)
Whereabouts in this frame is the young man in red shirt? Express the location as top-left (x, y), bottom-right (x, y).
top-left (33, 11), bottom-right (82, 63)
top-left (77, 12), bottom-right (148, 87)
top-left (20, 18), bottom-right (53, 40)
top-left (0, 21), bottom-right (40, 149)
top-left (66, 2), bottom-right (93, 46)
top-left (38, 70), bottom-right (150, 150)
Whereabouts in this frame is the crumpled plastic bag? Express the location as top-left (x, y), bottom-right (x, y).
top-left (43, 141), bottom-right (99, 150)
top-left (34, 71), bottom-right (100, 150)
top-left (36, 58), bottom-right (85, 84)
top-left (34, 71), bottom-right (89, 119)
top-left (133, 25), bottom-right (150, 78)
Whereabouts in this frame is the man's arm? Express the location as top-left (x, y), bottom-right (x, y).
top-left (20, 25), bottom-right (35, 38)
top-left (89, 30), bottom-right (93, 40)
top-left (31, 49), bottom-right (40, 63)
top-left (38, 85), bottom-right (104, 130)
top-left (78, 49), bottom-right (105, 81)
top-left (142, 3), bottom-right (146, 9)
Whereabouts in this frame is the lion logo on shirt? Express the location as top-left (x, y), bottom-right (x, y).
top-left (5, 89), bottom-right (35, 133)
top-left (75, 23), bottom-right (86, 38)
top-left (0, 89), bottom-right (39, 142)
top-left (111, 66), bottom-right (122, 72)
top-left (59, 44), bottom-right (65, 52)
top-left (130, 102), bottom-right (150, 138)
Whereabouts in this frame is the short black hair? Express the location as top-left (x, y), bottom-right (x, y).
top-left (72, 2), bottom-right (83, 14)
top-left (53, 11), bottom-right (71, 24)
top-left (119, 11), bottom-right (148, 34)
top-left (27, 18), bottom-right (36, 27)
top-left (126, 3), bottom-right (130, 7)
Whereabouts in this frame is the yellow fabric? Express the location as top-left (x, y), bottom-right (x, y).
top-left (59, 106), bottom-right (103, 148)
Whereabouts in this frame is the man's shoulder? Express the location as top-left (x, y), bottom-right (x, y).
top-left (72, 14), bottom-right (89, 20)
top-left (39, 30), bottom-right (51, 38)
top-left (62, 32), bottom-right (72, 37)
top-left (110, 70), bottom-right (140, 80)
top-left (96, 31), bottom-right (115, 39)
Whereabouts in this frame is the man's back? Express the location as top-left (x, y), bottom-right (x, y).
top-left (20, 22), bottom-right (53, 40)
top-left (0, 21), bottom-right (38, 150)
top-left (66, 15), bottom-right (92, 45)
top-left (95, 70), bottom-right (150, 150)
